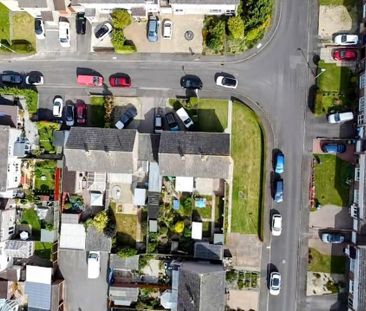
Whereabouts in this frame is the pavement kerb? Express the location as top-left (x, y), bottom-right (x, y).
top-left (0, 0), bottom-right (282, 65)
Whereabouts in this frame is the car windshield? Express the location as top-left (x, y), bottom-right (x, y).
top-left (29, 75), bottom-right (40, 83)
top-left (223, 77), bottom-right (236, 86)
top-left (341, 35), bottom-right (347, 42)
top-left (272, 278), bottom-right (280, 287)
top-left (184, 118), bottom-right (192, 125)
top-left (334, 113), bottom-right (340, 122)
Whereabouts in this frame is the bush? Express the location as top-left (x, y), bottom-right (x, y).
top-left (117, 247), bottom-right (137, 258)
top-left (0, 87), bottom-right (38, 114)
top-left (228, 16), bottom-right (244, 40)
top-left (243, 0), bottom-right (272, 31)
top-left (111, 29), bottom-right (125, 51)
top-left (226, 270), bottom-right (237, 283)
top-left (111, 9), bottom-right (132, 29)
top-left (174, 221), bottom-right (184, 233)
top-left (90, 211), bottom-right (108, 232)
top-left (206, 19), bottom-right (226, 52)
top-left (115, 44), bottom-right (137, 54)
top-left (139, 254), bottom-right (153, 270)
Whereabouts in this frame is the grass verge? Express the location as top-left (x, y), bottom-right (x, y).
top-left (308, 248), bottom-right (346, 274)
top-left (314, 154), bottom-right (353, 206)
top-left (169, 98), bottom-right (228, 132)
top-left (89, 96), bottom-right (105, 127)
top-left (231, 101), bottom-right (263, 235)
top-left (12, 11), bottom-right (36, 49)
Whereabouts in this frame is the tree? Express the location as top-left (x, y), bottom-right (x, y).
top-left (117, 247), bottom-right (137, 258)
top-left (111, 9), bottom-right (132, 29)
top-left (206, 19), bottom-right (226, 52)
top-left (228, 16), bottom-right (244, 40)
top-left (111, 29), bottom-right (125, 51)
top-left (90, 211), bottom-right (108, 232)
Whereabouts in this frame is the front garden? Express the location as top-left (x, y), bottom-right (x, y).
top-left (36, 122), bottom-right (60, 154)
top-left (226, 269), bottom-right (260, 289)
top-left (308, 248), bottom-right (346, 274)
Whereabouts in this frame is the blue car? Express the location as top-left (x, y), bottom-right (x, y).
top-left (274, 179), bottom-right (284, 203)
top-left (275, 152), bottom-right (285, 174)
top-left (147, 16), bottom-right (158, 42)
top-left (321, 143), bottom-right (346, 154)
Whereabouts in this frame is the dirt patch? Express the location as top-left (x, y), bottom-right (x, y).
top-left (318, 6), bottom-right (353, 40)
top-left (227, 289), bottom-right (259, 310)
top-left (306, 272), bottom-right (345, 296)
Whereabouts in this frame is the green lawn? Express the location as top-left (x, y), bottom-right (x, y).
top-left (12, 11), bottom-right (36, 48)
top-left (315, 61), bottom-right (356, 115)
top-left (0, 3), bottom-right (10, 42)
top-left (214, 195), bottom-right (224, 228)
top-left (35, 241), bottom-right (52, 260)
top-left (231, 102), bottom-right (263, 235)
top-left (202, 221), bottom-right (211, 237)
top-left (111, 203), bottom-right (137, 247)
top-left (89, 96), bottom-right (105, 127)
top-left (319, 0), bottom-right (357, 6)
top-left (36, 122), bottom-right (60, 153)
top-left (34, 160), bottom-right (56, 192)
top-left (314, 154), bottom-right (353, 206)
top-left (21, 208), bottom-right (41, 236)
top-left (169, 98), bottom-right (228, 132)
top-left (308, 248), bottom-right (346, 274)
top-left (194, 205), bottom-right (212, 219)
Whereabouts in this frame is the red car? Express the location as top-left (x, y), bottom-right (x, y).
top-left (332, 48), bottom-right (357, 61)
top-left (76, 100), bottom-right (87, 125)
top-left (109, 75), bottom-right (131, 87)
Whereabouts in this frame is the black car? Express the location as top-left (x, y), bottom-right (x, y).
top-left (115, 106), bottom-right (137, 129)
top-left (180, 75), bottom-right (203, 90)
top-left (165, 112), bottom-right (179, 131)
top-left (76, 12), bottom-right (86, 35)
top-left (65, 104), bottom-right (75, 127)
top-left (1, 73), bottom-right (23, 84)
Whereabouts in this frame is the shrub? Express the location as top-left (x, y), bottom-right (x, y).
top-left (115, 44), bottom-right (137, 54)
top-left (226, 270), bottom-right (237, 283)
top-left (243, 0), bottom-right (272, 31)
top-left (104, 95), bottom-right (114, 124)
top-left (206, 19), bottom-right (226, 52)
top-left (139, 254), bottom-right (153, 270)
top-left (111, 9), bottom-right (132, 29)
top-left (90, 211), bottom-right (108, 232)
top-left (111, 29), bottom-right (125, 50)
top-left (228, 16), bottom-right (244, 40)
top-left (174, 221), bottom-right (184, 233)
top-left (117, 247), bottom-right (137, 258)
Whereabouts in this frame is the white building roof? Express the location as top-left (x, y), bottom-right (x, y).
top-left (133, 188), bottom-right (146, 206)
top-left (191, 222), bottom-right (202, 240)
top-left (175, 176), bottom-right (194, 192)
top-left (90, 191), bottom-right (104, 206)
top-left (59, 223), bottom-right (86, 250)
top-left (26, 266), bottom-right (52, 284)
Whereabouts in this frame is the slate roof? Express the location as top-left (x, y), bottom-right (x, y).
top-left (25, 282), bottom-right (52, 310)
top-left (194, 242), bottom-right (223, 261)
top-left (64, 128), bottom-right (137, 173)
top-left (0, 126), bottom-right (10, 192)
top-left (0, 105), bottom-right (18, 127)
top-left (110, 254), bottom-right (139, 271)
top-left (177, 262), bottom-right (225, 311)
top-left (170, 0), bottom-right (237, 3)
top-left (0, 280), bottom-right (10, 299)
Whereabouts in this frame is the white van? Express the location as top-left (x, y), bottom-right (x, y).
top-left (88, 251), bottom-right (100, 279)
top-left (176, 107), bottom-right (194, 128)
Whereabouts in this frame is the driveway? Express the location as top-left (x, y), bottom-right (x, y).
top-left (312, 138), bottom-right (356, 163)
top-left (58, 249), bottom-right (108, 311)
top-left (124, 14), bottom-right (203, 54)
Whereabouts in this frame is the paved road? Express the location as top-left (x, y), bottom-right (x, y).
top-left (0, 0), bottom-right (320, 308)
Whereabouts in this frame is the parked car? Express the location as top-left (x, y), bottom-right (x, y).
top-left (165, 112), bottom-right (179, 131)
top-left (154, 114), bottom-right (163, 133)
top-left (333, 34), bottom-right (358, 46)
top-left (162, 20), bottom-right (172, 39)
top-left (35, 17), bottom-right (45, 39)
top-left (332, 48), bottom-right (357, 61)
top-left (59, 20), bottom-right (70, 47)
top-left (147, 16), bottom-right (159, 42)
top-left (176, 107), bottom-right (194, 128)
top-left (109, 75), bottom-right (131, 87)
top-left (115, 106), bottom-right (137, 129)
top-left (269, 272), bottom-right (281, 296)
top-left (76, 12), bottom-right (86, 35)
top-left (95, 22), bottom-right (112, 40)
top-left (65, 103), bottom-right (75, 126)
top-left (180, 75), bottom-right (203, 90)
top-left (327, 111), bottom-right (354, 124)
top-left (215, 75), bottom-right (238, 89)
top-left (53, 96), bottom-right (63, 118)
top-left (321, 233), bottom-right (345, 244)
top-left (321, 143), bottom-right (346, 154)
top-left (274, 152), bottom-right (285, 174)
top-left (274, 179), bottom-right (284, 203)
top-left (1, 73), bottom-right (22, 84)
top-left (25, 73), bottom-right (44, 85)
top-left (271, 214), bottom-right (282, 237)
top-left (88, 251), bottom-right (100, 279)
top-left (76, 100), bottom-right (87, 125)
top-left (77, 74), bottom-right (104, 87)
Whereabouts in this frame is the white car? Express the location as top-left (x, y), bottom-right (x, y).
top-left (95, 22), bottom-right (113, 41)
top-left (59, 20), bottom-right (70, 48)
top-left (271, 214), bottom-right (282, 236)
top-left (35, 17), bottom-right (45, 40)
top-left (176, 107), bottom-right (194, 129)
top-left (327, 111), bottom-right (354, 124)
top-left (269, 272), bottom-right (281, 296)
top-left (216, 75), bottom-right (238, 89)
top-left (25, 73), bottom-right (44, 85)
top-left (163, 20), bottom-right (172, 39)
top-left (333, 34), bottom-right (358, 46)
top-left (53, 96), bottom-right (63, 118)
top-left (88, 251), bottom-right (100, 279)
